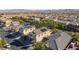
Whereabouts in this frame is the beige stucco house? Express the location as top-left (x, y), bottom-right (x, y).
top-left (29, 27), bottom-right (52, 42)
top-left (23, 25), bottom-right (36, 35)
top-left (5, 19), bottom-right (12, 27)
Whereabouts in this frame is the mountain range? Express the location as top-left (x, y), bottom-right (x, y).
top-left (0, 9), bottom-right (79, 13)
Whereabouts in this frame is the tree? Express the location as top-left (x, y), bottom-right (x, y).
top-left (0, 15), bottom-right (2, 17)
top-left (52, 28), bottom-right (59, 33)
top-left (34, 42), bottom-right (46, 50)
top-left (72, 32), bottom-right (79, 42)
top-left (68, 32), bottom-right (79, 42)
top-left (28, 20), bottom-right (64, 30)
top-left (0, 38), bottom-right (7, 49)
top-left (11, 16), bottom-right (24, 25)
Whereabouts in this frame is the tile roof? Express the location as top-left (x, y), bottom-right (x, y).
top-left (47, 30), bottom-right (72, 50)
top-left (33, 27), bottom-right (50, 35)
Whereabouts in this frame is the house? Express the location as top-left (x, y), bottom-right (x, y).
top-left (5, 21), bottom-right (21, 32)
top-left (0, 17), bottom-right (8, 22)
top-left (29, 27), bottom-right (52, 42)
top-left (34, 17), bottom-right (41, 21)
top-left (5, 19), bottom-right (12, 27)
top-left (23, 22), bottom-right (30, 26)
top-left (28, 16), bottom-right (42, 21)
top-left (65, 21), bottom-right (79, 32)
top-left (46, 30), bottom-right (72, 50)
top-left (12, 21), bottom-right (20, 26)
top-left (0, 20), bottom-right (5, 28)
top-left (11, 21), bottom-right (20, 32)
top-left (23, 25), bottom-right (35, 35)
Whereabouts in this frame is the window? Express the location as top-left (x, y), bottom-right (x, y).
top-left (41, 33), bottom-right (43, 36)
top-left (44, 32), bottom-right (46, 34)
top-left (30, 29), bottom-right (32, 30)
top-left (38, 35), bottom-right (40, 37)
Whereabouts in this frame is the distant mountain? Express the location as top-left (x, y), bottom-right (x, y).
top-left (0, 9), bottom-right (32, 13)
top-left (0, 9), bottom-right (79, 13)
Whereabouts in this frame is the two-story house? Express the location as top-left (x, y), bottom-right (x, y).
top-left (5, 19), bottom-right (12, 27)
top-left (12, 21), bottom-right (20, 32)
top-left (29, 27), bottom-right (52, 42)
top-left (23, 25), bottom-right (36, 36)
top-left (46, 30), bottom-right (72, 50)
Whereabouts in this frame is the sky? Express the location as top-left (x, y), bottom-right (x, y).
top-left (0, 0), bottom-right (79, 10)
